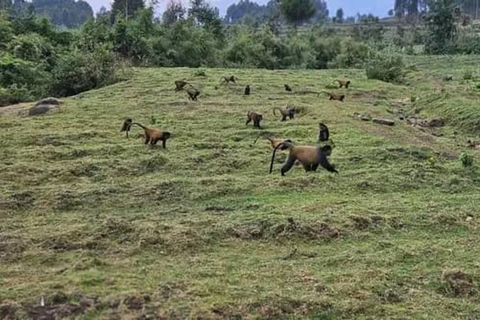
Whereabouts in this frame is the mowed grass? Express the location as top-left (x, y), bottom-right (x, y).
top-left (2, 61), bottom-right (480, 318)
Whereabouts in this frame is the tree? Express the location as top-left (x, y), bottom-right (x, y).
top-left (111, 0), bottom-right (145, 23)
top-left (188, 0), bottom-right (223, 40)
top-left (162, 0), bottom-right (185, 25)
top-left (279, 0), bottom-right (316, 27)
top-left (0, 0), bottom-right (11, 12)
top-left (425, 0), bottom-right (457, 54)
top-left (335, 8), bottom-right (344, 23)
top-left (311, 0), bottom-right (328, 23)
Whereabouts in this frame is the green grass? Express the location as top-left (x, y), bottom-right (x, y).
top-left (2, 61), bottom-right (480, 318)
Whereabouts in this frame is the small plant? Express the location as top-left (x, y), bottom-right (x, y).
top-left (464, 70), bottom-right (473, 80)
top-left (194, 69), bottom-right (207, 77)
top-left (459, 153), bottom-right (474, 167)
top-left (150, 115), bottom-right (157, 125)
top-left (425, 156), bottom-right (438, 168)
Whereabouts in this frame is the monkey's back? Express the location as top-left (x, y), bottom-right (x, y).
top-left (292, 146), bottom-right (319, 164)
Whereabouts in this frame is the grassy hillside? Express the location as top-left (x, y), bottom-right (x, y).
top-left (2, 58), bottom-right (480, 319)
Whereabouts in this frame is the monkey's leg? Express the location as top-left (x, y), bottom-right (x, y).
top-left (151, 139), bottom-right (159, 145)
top-left (162, 139), bottom-right (167, 149)
top-left (311, 164), bottom-right (319, 171)
top-left (303, 164), bottom-right (312, 172)
top-left (246, 118), bottom-right (251, 125)
top-left (145, 136), bottom-right (150, 145)
top-left (281, 115), bottom-right (286, 122)
top-left (281, 155), bottom-right (296, 176)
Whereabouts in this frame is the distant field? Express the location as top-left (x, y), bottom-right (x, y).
top-left (2, 57), bottom-right (480, 319)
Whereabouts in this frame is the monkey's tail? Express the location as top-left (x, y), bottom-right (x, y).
top-left (318, 146), bottom-right (338, 174)
top-left (129, 122), bottom-right (147, 131)
top-left (269, 143), bottom-right (284, 174)
top-left (272, 107), bottom-right (281, 116)
top-left (269, 142), bottom-right (293, 173)
top-left (317, 91), bottom-right (329, 97)
top-left (253, 133), bottom-right (263, 145)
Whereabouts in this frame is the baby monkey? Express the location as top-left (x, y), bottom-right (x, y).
top-left (336, 80), bottom-right (351, 88)
top-left (246, 110), bottom-right (263, 128)
top-left (273, 105), bottom-right (296, 121)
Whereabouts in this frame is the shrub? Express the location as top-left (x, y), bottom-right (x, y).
top-left (0, 53), bottom-right (50, 97)
top-left (463, 70), bottom-right (473, 80)
top-left (194, 69), bottom-right (207, 77)
top-left (328, 38), bottom-right (370, 69)
top-left (307, 36), bottom-right (341, 69)
top-left (51, 46), bottom-right (117, 96)
top-left (365, 48), bottom-right (405, 83)
top-left (459, 153), bottom-right (474, 168)
top-left (0, 84), bottom-right (34, 106)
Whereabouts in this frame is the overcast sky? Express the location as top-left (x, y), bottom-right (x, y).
top-left (85, 0), bottom-right (392, 18)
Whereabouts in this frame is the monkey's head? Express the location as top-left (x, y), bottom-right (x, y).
top-left (230, 76), bottom-right (235, 83)
top-left (339, 95), bottom-right (345, 102)
top-left (346, 81), bottom-right (351, 85)
top-left (163, 132), bottom-right (171, 140)
top-left (121, 118), bottom-right (133, 132)
top-left (258, 113), bottom-right (263, 121)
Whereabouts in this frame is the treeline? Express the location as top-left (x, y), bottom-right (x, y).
top-left (1, 0), bottom-right (480, 107)
top-left (394, 0), bottom-right (480, 21)
top-left (7, 0), bottom-right (93, 28)
top-left (0, 13), bottom-right (117, 106)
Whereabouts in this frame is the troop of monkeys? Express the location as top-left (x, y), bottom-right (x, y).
top-left (121, 76), bottom-right (350, 176)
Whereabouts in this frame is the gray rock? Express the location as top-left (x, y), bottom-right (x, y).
top-left (34, 97), bottom-right (60, 107)
top-left (372, 118), bottom-right (395, 126)
top-left (28, 104), bottom-right (59, 116)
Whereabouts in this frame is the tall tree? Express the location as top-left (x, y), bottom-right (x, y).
top-left (279, 0), bottom-right (316, 27)
top-left (311, 0), bottom-right (328, 23)
top-left (111, 0), bottom-right (144, 22)
top-left (0, 0), bottom-right (11, 12)
top-left (162, 0), bottom-right (185, 25)
top-left (335, 8), bottom-right (344, 23)
top-left (188, 0), bottom-right (223, 40)
top-left (425, 0), bottom-right (457, 54)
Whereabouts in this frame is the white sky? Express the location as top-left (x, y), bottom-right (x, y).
top-left (84, 0), bottom-right (392, 18)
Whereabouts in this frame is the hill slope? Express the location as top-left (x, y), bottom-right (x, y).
top-left (2, 61), bottom-right (480, 318)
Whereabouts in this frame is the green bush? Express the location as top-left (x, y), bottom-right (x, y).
top-left (464, 70), bottom-right (474, 80)
top-left (459, 153), bottom-right (474, 168)
top-left (328, 38), bottom-right (370, 69)
top-left (0, 84), bottom-right (34, 106)
top-left (365, 48), bottom-right (405, 83)
top-left (0, 53), bottom-right (50, 97)
top-left (51, 46), bottom-right (117, 96)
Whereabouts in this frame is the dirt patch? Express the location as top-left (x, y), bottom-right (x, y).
top-left (349, 215), bottom-right (385, 230)
top-left (27, 303), bottom-right (84, 319)
top-left (159, 282), bottom-right (187, 299)
top-left (3, 191), bottom-right (36, 210)
top-left (0, 304), bottom-right (18, 319)
top-left (0, 102), bottom-right (30, 116)
top-left (123, 296), bottom-right (145, 310)
top-left (205, 205), bottom-right (236, 213)
top-left (440, 269), bottom-right (478, 297)
top-left (0, 235), bottom-right (26, 262)
top-left (212, 297), bottom-right (333, 319)
top-left (224, 218), bottom-right (341, 241)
